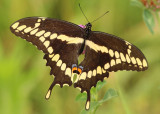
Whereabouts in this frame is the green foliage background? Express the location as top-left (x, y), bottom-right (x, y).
top-left (0, 0), bottom-right (160, 114)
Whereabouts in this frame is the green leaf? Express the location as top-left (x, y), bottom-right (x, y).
top-left (143, 9), bottom-right (155, 34)
top-left (75, 92), bottom-right (87, 101)
top-left (96, 80), bottom-right (106, 92)
top-left (131, 0), bottom-right (144, 8)
top-left (90, 87), bottom-right (97, 101)
top-left (101, 88), bottom-right (118, 102)
top-left (90, 81), bottom-right (107, 101)
top-left (90, 86), bottom-right (96, 95)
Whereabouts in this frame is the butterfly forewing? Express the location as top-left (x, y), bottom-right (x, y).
top-left (10, 17), bottom-right (85, 54)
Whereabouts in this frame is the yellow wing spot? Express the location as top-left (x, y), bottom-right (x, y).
top-left (76, 87), bottom-right (81, 91)
top-left (15, 30), bottom-right (19, 32)
top-left (50, 33), bottom-right (57, 40)
top-left (104, 63), bottom-right (110, 70)
top-left (87, 71), bottom-right (92, 78)
top-left (109, 49), bottom-right (114, 57)
top-left (126, 54), bottom-right (131, 63)
top-left (52, 54), bottom-right (60, 62)
top-left (134, 64), bottom-right (138, 67)
top-left (56, 60), bottom-right (62, 67)
top-left (131, 57), bottom-right (136, 64)
top-left (102, 68), bottom-right (106, 73)
top-left (56, 84), bottom-right (60, 86)
top-left (24, 27), bottom-right (33, 33)
top-left (120, 53), bottom-right (126, 62)
top-left (44, 40), bottom-right (50, 48)
top-left (30, 28), bottom-right (39, 35)
top-left (100, 46), bottom-right (108, 53)
top-left (44, 32), bottom-right (51, 37)
top-left (67, 38), bottom-right (84, 44)
top-left (37, 19), bottom-right (41, 22)
top-left (42, 18), bottom-right (46, 21)
top-left (61, 63), bottom-right (66, 71)
top-left (36, 30), bottom-right (45, 37)
top-left (39, 17), bottom-right (46, 21)
top-left (142, 59), bottom-right (147, 67)
top-left (97, 66), bottom-right (102, 75)
top-left (115, 51), bottom-right (119, 58)
top-left (136, 58), bottom-right (142, 66)
top-left (139, 65), bottom-right (143, 69)
top-left (79, 72), bottom-right (87, 80)
top-left (12, 22), bottom-right (19, 29)
top-left (128, 45), bottom-right (131, 49)
top-left (17, 25), bottom-right (26, 31)
top-left (125, 41), bottom-right (130, 45)
top-left (63, 84), bottom-right (69, 87)
top-left (34, 23), bottom-right (41, 28)
top-left (57, 35), bottom-right (84, 44)
top-left (85, 101), bottom-right (90, 110)
top-left (65, 68), bottom-right (71, 77)
top-left (86, 40), bottom-right (109, 53)
top-left (127, 49), bottom-right (131, 56)
top-left (110, 59), bottom-right (116, 67)
top-left (39, 36), bottom-right (45, 42)
top-left (93, 69), bottom-right (96, 76)
top-left (45, 90), bottom-right (51, 99)
top-left (116, 59), bottom-right (121, 64)
top-left (49, 54), bottom-right (54, 58)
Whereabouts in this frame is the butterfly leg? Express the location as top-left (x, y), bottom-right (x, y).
top-left (45, 81), bottom-right (56, 100)
top-left (85, 90), bottom-right (90, 110)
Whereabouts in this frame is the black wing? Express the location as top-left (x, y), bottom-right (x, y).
top-left (10, 17), bottom-right (85, 99)
top-left (74, 31), bottom-right (148, 110)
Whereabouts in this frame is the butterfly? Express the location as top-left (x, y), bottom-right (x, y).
top-left (10, 17), bottom-right (148, 110)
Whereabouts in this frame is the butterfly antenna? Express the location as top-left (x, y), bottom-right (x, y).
top-left (79, 3), bottom-right (89, 23)
top-left (91, 11), bottom-right (109, 24)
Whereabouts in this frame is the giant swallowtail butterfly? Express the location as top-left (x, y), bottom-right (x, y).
top-left (10, 17), bottom-right (148, 110)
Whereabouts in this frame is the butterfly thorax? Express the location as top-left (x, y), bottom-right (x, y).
top-left (78, 23), bottom-right (92, 54)
top-left (84, 23), bottom-right (92, 39)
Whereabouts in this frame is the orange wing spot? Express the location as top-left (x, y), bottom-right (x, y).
top-left (77, 68), bottom-right (82, 74)
top-left (72, 67), bottom-right (77, 72)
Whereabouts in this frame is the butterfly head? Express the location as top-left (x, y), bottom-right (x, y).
top-left (85, 23), bottom-right (92, 30)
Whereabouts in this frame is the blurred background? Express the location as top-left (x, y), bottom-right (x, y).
top-left (0, 0), bottom-right (160, 114)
